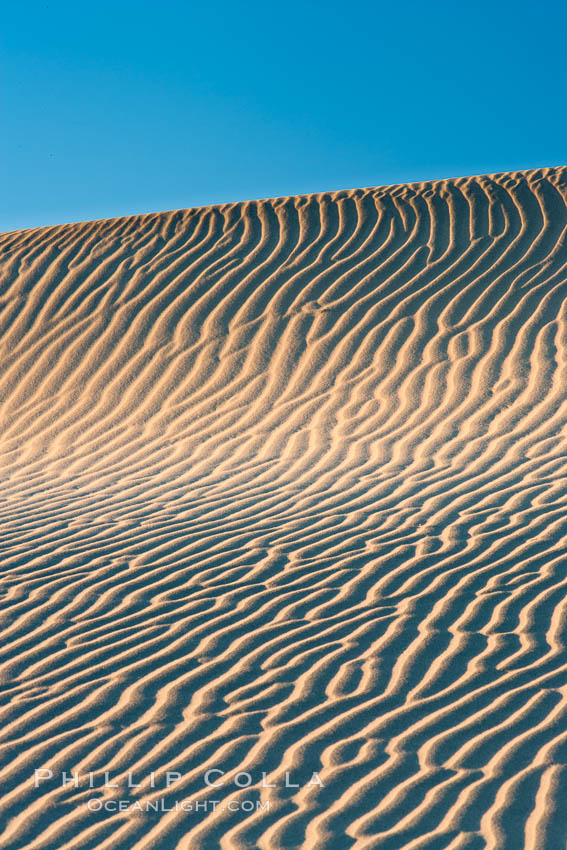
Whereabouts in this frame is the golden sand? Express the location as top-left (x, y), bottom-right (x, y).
top-left (1, 166), bottom-right (567, 848)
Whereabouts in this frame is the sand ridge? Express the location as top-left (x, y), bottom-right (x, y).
top-left (1, 166), bottom-right (567, 848)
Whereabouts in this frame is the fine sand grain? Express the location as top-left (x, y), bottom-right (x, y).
top-left (1, 166), bottom-right (567, 849)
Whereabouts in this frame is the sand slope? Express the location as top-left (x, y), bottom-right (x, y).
top-left (1, 166), bottom-right (567, 849)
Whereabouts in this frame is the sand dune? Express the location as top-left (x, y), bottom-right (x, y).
top-left (1, 166), bottom-right (567, 849)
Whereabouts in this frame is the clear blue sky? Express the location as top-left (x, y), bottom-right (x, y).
top-left (3, 0), bottom-right (566, 232)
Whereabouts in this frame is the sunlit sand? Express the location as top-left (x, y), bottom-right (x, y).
top-left (1, 166), bottom-right (567, 849)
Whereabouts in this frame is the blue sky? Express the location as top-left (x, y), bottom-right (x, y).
top-left (3, 0), bottom-right (566, 232)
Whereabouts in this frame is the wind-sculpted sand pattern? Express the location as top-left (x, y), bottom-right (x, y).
top-left (2, 167), bottom-right (567, 849)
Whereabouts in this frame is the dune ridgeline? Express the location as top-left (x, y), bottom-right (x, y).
top-left (1, 166), bottom-right (567, 849)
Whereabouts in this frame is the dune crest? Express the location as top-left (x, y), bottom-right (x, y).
top-left (1, 166), bottom-right (567, 848)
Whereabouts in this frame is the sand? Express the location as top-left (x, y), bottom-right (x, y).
top-left (1, 166), bottom-right (567, 849)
